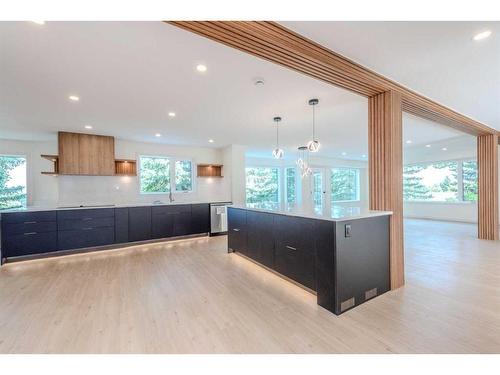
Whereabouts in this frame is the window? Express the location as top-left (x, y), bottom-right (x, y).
top-left (403, 160), bottom-right (477, 202)
top-left (462, 160), bottom-right (478, 202)
top-left (140, 156), bottom-right (193, 194)
top-left (312, 170), bottom-right (324, 215)
top-left (284, 167), bottom-right (297, 211)
top-left (175, 160), bottom-right (193, 192)
top-left (331, 168), bottom-right (360, 202)
top-left (245, 167), bottom-right (279, 210)
top-left (0, 155), bottom-right (27, 209)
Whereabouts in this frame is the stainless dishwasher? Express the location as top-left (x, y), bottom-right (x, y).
top-left (209, 202), bottom-right (231, 236)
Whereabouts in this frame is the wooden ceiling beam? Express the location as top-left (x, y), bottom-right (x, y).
top-left (167, 21), bottom-right (498, 137)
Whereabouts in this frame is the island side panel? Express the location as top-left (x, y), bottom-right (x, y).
top-left (315, 220), bottom-right (336, 313)
top-left (335, 215), bottom-right (390, 314)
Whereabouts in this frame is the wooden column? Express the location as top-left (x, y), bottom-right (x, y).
top-left (368, 91), bottom-right (404, 289)
top-left (477, 134), bottom-right (499, 240)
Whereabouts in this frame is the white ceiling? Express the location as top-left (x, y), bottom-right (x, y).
top-left (282, 21), bottom-right (500, 131)
top-left (0, 21), bottom-right (483, 160)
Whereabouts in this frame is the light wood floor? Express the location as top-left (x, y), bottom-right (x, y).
top-left (0, 219), bottom-right (499, 353)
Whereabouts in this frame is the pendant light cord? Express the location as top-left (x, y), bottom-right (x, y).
top-left (312, 103), bottom-right (316, 141)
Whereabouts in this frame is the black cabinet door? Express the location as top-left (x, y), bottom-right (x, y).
top-left (174, 212), bottom-right (192, 236)
top-left (3, 232), bottom-right (57, 257)
top-left (115, 208), bottom-right (129, 244)
top-left (151, 206), bottom-right (174, 239)
top-left (274, 215), bottom-right (316, 290)
top-left (227, 208), bottom-right (247, 253)
top-left (129, 206), bottom-right (152, 242)
top-left (58, 227), bottom-right (115, 251)
top-left (191, 204), bottom-right (210, 234)
top-left (246, 210), bottom-right (275, 268)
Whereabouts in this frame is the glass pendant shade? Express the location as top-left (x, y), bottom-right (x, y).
top-left (307, 140), bottom-right (320, 152)
top-left (272, 148), bottom-right (284, 159)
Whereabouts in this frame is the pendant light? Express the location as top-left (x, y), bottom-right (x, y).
top-left (272, 116), bottom-right (284, 159)
top-left (296, 146), bottom-right (312, 178)
top-left (307, 98), bottom-right (320, 152)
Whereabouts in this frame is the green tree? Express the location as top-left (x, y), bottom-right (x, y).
top-left (0, 156), bottom-right (26, 209)
top-left (245, 167), bottom-right (279, 210)
top-left (140, 157), bottom-right (170, 193)
top-left (403, 164), bottom-right (432, 200)
top-left (285, 167), bottom-right (296, 210)
top-left (463, 160), bottom-right (478, 201)
top-left (331, 168), bottom-right (358, 201)
top-left (175, 160), bottom-right (192, 191)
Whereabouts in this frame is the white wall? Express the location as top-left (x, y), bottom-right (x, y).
top-left (0, 138), bottom-right (232, 207)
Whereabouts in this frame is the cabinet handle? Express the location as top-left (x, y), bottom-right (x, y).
top-left (24, 232), bottom-right (37, 236)
top-left (23, 221), bottom-right (37, 224)
top-left (233, 228), bottom-right (240, 232)
top-left (82, 227), bottom-right (93, 230)
top-left (285, 245), bottom-right (297, 251)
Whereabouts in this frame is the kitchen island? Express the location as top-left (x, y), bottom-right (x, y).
top-left (227, 206), bottom-right (392, 315)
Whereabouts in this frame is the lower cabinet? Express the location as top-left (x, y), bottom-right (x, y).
top-left (246, 210), bottom-right (274, 268)
top-left (57, 209), bottom-right (115, 251)
top-left (274, 215), bottom-right (316, 290)
top-left (1, 203), bottom-right (212, 261)
top-left (227, 208), bottom-right (247, 253)
top-left (129, 206), bottom-right (152, 242)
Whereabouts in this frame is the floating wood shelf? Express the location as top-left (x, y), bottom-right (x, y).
top-left (40, 154), bottom-right (59, 175)
top-left (115, 159), bottom-right (137, 176)
top-left (197, 164), bottom-right (223, 177)
top-left (40, 155), bottom-right (137, 176)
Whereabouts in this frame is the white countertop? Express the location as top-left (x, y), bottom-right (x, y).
top-left (0, 201), bottom-right (230, 214)
top-left (229, 205), bottom-right (392, 222)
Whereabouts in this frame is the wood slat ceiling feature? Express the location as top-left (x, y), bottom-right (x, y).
top-left (168, 21), bottom-right (498, 137)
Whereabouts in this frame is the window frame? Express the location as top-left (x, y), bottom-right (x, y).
top-left (0, 153), bottom-right (28, 209)
top-left (403, 158), bottom-right (477, 204)
top-left (330, 167), bottom-right (361, 203)
top-left (139, 155), bottom-right (195, 195)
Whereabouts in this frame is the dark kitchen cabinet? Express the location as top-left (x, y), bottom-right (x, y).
top-left (227, 207), bottom-right (247, 253)
top-left (151, 206), bottom-right (174, 239)
top-left (191, 204), bottom-right (210, 234)
top-left (57, 208), bottom-right (115, 251)
top-left (246, 210), bottom-right (275, 268)
top-left (172, 205), bottom-right (192, 236)
top-left (273, 215), bottom-right (316, 290)
top-left (129, 206), bottom-right (152, 242)
top-left (1, 210), bottom-right (57, 258)
top-left (115, 207), bottom-right (129, 243)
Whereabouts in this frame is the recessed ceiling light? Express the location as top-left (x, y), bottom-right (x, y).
top-left (69, 95), bottom-right (79, 101)
top-left (84, 125), bottom-right (92, 129)
top-left (362, 154), bottom-right (367, 158)
top-left (406, 140), bottom-right (412, 144)
top-left (341, 152), bottom-right (347, 156)
top-left (208, 139), bottom-right (214, 143)
top-left (196, 64), bottom-right (207, 72)
top-left (31, 21), bottom-right (45, 25)
top-left (155, 133), bottom-right (161, 137)
top-left (473, 30), bottom-right (492, 41)
top-left (425, 144), bottom-right (431, 148)
top-left (254, 79), bottom-right (265, 86)
top-left (442, 147), bottom-right (448, 151)
top-left (168, 112), bottom-right (176, 117)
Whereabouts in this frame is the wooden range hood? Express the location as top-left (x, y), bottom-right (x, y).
top-left (41, 131), bottom-right (136, 176)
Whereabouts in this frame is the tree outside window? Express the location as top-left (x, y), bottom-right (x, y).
top-left (140, 156), bottom-right (170, 193)
top-left (285, 167), bottom-right (296, 211)
top-left (462, 160), bottom-right (478, 202)
top-left (175, 160), bottom-right (193, 192)
top-left (0, 155), bottom-right (27, 209)
top-left (245, 167), bottom-right (279, 210)
top-left (331, 168), bottom-right (359, 202)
